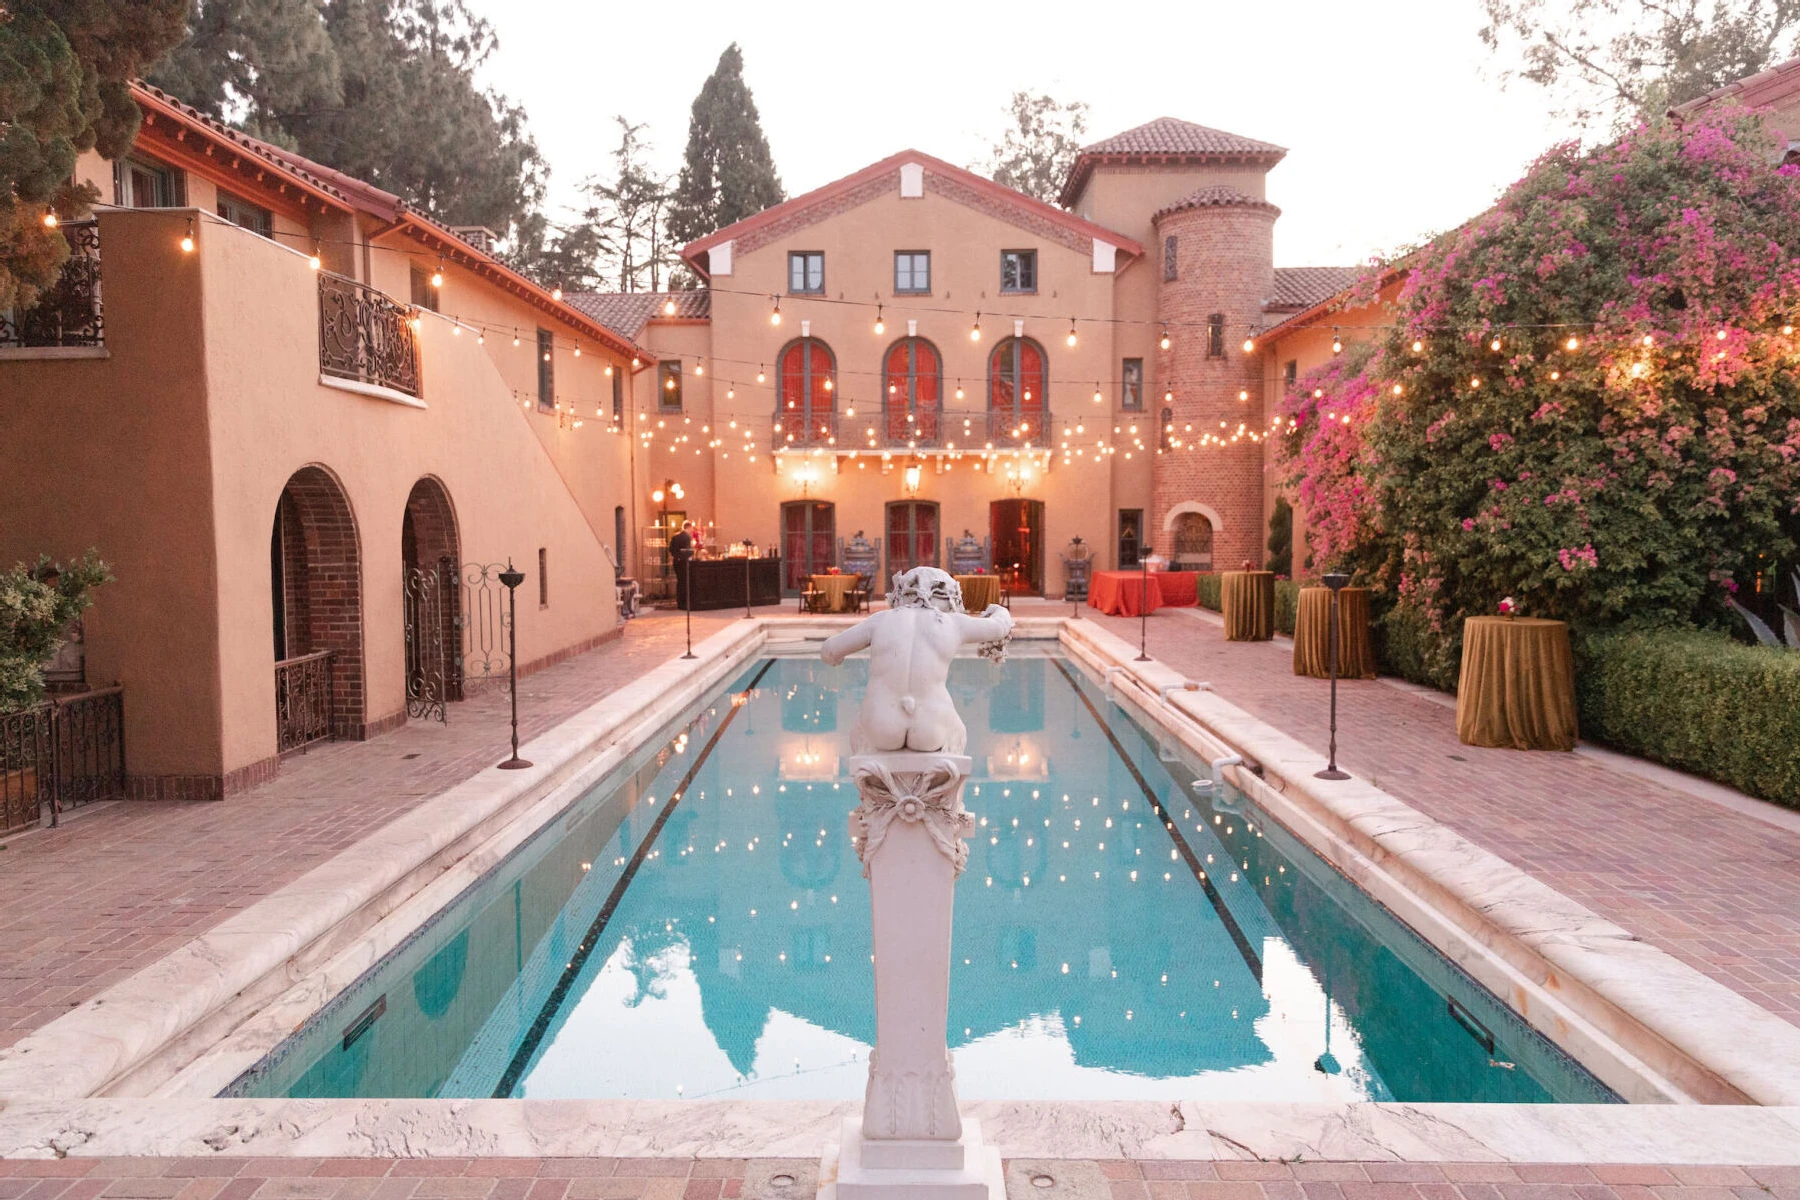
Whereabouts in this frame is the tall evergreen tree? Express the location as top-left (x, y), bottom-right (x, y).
top-left (145, 0), bottom-right (340, 146)
top-left (664, 43), bottom-right (784, 252)
top-left (2, 0), bottom-right (188, 309)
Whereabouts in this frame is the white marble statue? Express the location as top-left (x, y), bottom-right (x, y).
top-left (819, 566), bottom-right (1014, 756)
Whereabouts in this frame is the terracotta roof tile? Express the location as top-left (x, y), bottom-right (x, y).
top-left (1080, 117), bottom-right (1287, 159)
top-left (1153, 184), bottom-right (1280, 222)
top-left (566, 290), bottom-right (710, 339)
top-left (1673, 53), bottom-right (1800, 114)
top-left (1266, 266), bottom-right (1360, 312)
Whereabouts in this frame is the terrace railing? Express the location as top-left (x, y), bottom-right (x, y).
top-left (772, 408), bottom-right (838, 449)
top-left (0, 687), bottom-right (126, 834)
top-left (796, 408), bottom-right (1054, 452)
top-left (318, 272), bottom-right (422, 398)
top-left (0, 220), bottom-right (103, 349)
top-left (275, 650), bottom-right (333, 753)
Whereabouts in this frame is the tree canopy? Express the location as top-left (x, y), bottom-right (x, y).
top-left (1277, 113), bottom-right (1800, 686)
top-left (664, 43), bottom-right (784, 250)
top-left (1, 0), bottom-right (187, 309)
top-left (1481, 0), bottom-right (1800, 127)
top-left (146, 0), bottom-right (545, 246)
top-left (980, 90), bottom-right (1089, 204)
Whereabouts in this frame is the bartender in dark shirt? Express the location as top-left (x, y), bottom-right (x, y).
top-left (669, 521), bottom-right (696, 609)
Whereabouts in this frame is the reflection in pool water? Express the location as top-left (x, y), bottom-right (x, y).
top-left (236, 654), bottom-right (1616, 1105)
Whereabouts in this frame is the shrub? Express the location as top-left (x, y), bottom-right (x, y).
top-left (1274, 579), bottom-right (1301, 636)
top-left (1576, 629), bottom-right (1800, 808)
top-left (1267, 496), bottom-right (1293, 576)
top-left (1377, 603), bottom-right (1462, 691)
top-left (1196, 572), bottom-right (1222, 611)
top-left (1, 551), bottom-right (110, 712)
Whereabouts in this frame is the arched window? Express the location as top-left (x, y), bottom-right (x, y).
top-left (778, 337), bottom-right (836, 446)
top-left (987, 336), bottom-right (1046, 444)
top-left (882, 337), bottom-right (941, 445)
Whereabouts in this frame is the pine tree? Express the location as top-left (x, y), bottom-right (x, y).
top-left (665, 43), bottom-right (785, 252)
top-left (1, 0), bottom-right (188, 310)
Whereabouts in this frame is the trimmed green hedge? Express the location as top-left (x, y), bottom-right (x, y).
top-left (1576, 630), bottom-right (1800, 808)
top-left (1274, 580), bottom-right (1301, 636)
top-left (1196, 572), bottom-right (1222, 611)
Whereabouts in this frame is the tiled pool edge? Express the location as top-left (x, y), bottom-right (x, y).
top-left (1057, 620), bottom-right (1800, 1109)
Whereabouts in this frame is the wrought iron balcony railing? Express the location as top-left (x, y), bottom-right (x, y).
top-left (809, 408), bottom-right (1054, 452)
top-left (318, 272), bottom-right (422, 398)
top-left (0, 686), bottom-right (125, 833)
top-left (772, 408), bottom-right (838, 449)
top-left (0, 221), bottom-right (103, 349)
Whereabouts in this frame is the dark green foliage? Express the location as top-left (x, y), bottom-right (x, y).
top-left (664, 43), bottom-right (783, 251)
top-left (1376, 604), bottom-right (1462, 692)
top-left (1196, 572), bottom-right (1222, 612)
top-left (1576, 629), bottom-right (1800, 807)
top-left (1267, 495), bottom-right (1293, 577)
top-left (1274, 579), bottom-right (1301, 637)
top-left (1, 0), bottom-right (187, 307)
top-left (980, 91), bottom-right (1088, 204)
top-left (1, 551), bottom-right (111, 713)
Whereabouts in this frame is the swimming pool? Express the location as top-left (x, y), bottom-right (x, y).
top-left (230, 650), bottom-right (1617, 1105)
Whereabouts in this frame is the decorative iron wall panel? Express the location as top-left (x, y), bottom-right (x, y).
top-left (0, 221), bottom-right (103, 348)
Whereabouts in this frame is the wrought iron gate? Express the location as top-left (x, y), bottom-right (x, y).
top-left (404, 560), bottom-right (450, 722)
top-left (458, 562), bottom-right (514, 695)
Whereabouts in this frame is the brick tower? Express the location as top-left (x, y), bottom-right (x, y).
top-left (1152, 187), bottom-right (1276, 570)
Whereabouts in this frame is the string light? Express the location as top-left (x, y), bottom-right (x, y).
top-left (1411, 338), bottom-right (1424, 353)
top-left (873, 304), bottom-right (885, 335)
top-left (180, 219), bottom-right (196, 253)
top-left (1490, 336), bottom-right (1502, 352)
top-left (1242, 329), bottom-right (1257, 353)
top-left (970, 312), bottom-right (982, 341)
top-left (770, 296), bottom-right (782, 326)
top-left (694, 359), bottom-right (703, 375)
top-left (663, 296), bottom-right (677, 316)
top-left (431, 257), bottom-right (444, 289)
top-left (308, 243), bottom-right (322, 271)
top-left (1785, 323), bottom-right (1796, 335)
top-left (512, 332), bottom-right (521, 347)
top-left (1159, 327), bottom-right (1171, 351)
top-left (574, 340), bottom-right (582, 357)
top-left (41, 209), bottom-right (57, 229)
top-left (1565, 335), bottom-right (1580, 351)
top-left (1066, 318), bottom-right (1078, 348)
top-left (1093, 383), bottom-right (1103, 404)
top-left (1642, 333), bottom-right (1655, 347)
top-left (955, 382), bottom-right (965, 400)
top-left (551, 287), bottom-right (563, 301)
top-left (1331, 326), bottom-right (1342, 354)
top-left (1469, 375), bottom-right (1481, 388)
top-left (757, 364), bottom-right (766, 384)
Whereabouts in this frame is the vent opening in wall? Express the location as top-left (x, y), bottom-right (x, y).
top-left (538, 548), bottom-right (548, 608)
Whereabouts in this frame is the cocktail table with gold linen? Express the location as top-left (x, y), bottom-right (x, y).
top-left (1455, 615), bottom-right (1579, 751)
top-left (955, 574), bottom-right (1001, 610)
top-left (810, 573), bottom-right (857, 614)
top-left (1222, 570), bottom-right (1276, 640)
top-left (1293, 586), bottom-right (1376, 679)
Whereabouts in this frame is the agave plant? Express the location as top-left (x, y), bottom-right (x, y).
top-left (1729, 570), bottom-right (1800, 649)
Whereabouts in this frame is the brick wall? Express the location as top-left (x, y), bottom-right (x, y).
top-left (282, 465), bottom-right (366, 740)
top-left (1151, 202), bottom-right (1276, 568)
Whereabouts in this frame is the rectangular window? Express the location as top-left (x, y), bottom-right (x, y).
top-left (788, 251), bottom-right (824, 294)
top-left (1163, 235), bottom-right (1178, 282)
top-left (612, 367), bottom-right (624, 424)
top-left (1121, 358), bottom-right (1144, 410)
top-left (1118, 509), bottom-right (1143, 569)
top-left (536, 328), bottom-right (554, 410)
top-left (1000, 249), bottom-right (1037, 293)
top-left (1283, 359), bottom-right (1298, 389)
top-left (216, 191), bottom-right (272, 238)
top-left (659, 360), bottom-right (683, 411)
top-left (894, 251), bottom-right (930, 294)
top-left (409, 266), bottom-right (439, 311)
top-left (538, 547), bottom-right (549, 608)
top-left (114, 156), bottom-right (181, 207)
top-left (1207, 313), bottom-right (1225, 359)
top-left (613, 507), bottom-right (627, 579)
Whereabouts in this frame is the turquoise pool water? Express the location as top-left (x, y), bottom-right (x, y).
top-left (231, 650), bottom-right (1617, 1104)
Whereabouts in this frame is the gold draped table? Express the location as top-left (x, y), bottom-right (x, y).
top-left (1293, 586), bottom-right (1376, 679)
top-left (956, 574), bottom-right (1002, 610)
top-left (1222, 570), bottom-right (1276, 641)
top-left (809, 573), bottom-right (857, 614)
top-left (1455, 616), bottom-right (1579, 751)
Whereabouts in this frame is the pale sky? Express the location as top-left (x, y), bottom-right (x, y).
top-left (468, 0), bottom-right (1573, 270)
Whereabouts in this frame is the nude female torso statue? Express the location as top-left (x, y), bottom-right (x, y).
top-left (819, 567), bottom-right (1014, 756)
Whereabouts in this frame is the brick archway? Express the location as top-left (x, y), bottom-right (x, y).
top-left (402, 476), bottom-right (462, 703)
top-left (272, 465), bottom-right (365, 740)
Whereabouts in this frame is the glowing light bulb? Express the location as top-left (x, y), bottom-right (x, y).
top-left (1716, 327), bottom-right (1728, 340)
top-left (1093, 384), bottom-right (1102, 404)
top-left (663, 297), bottom-right (677, 316)
top-left (1642, 333), bottom-right (1654, 347)
top-left (552, 287), bottom-right (563, 301)
top-left (955, 384), bottom-right (965, 400)
top-left (1469, 375), bottom-right (1481, 388)
top-left (1490, 336), bottom-right (1502, 351)
top-left (180, 228), bottom-right (195, 253)
top-left (574, 341), bottom-right (582, 357)
top-left (970, 313), bottom-right (982, 341)
top-left (1565, 335), bottom-right (1580, 351)
top-left (1067, 319), bottom-right (1078, 347)
top-left (874, 304), bottom-right (885, 335)
top-left (42, 210), bottom-right (58, 229)
top-left (513, 333), bottom-right (521, 347)
top-left (1159, 327), bottom-right (1171, 351)
top-left (1411, 338), bottom-right (1424, 353)
top-left (1392, 383), bottom-right (1403, 395)
top-left (308, 248), bottom-right (322, 270)
top-left (1242, 334), bottom-right (1256, 353)
top-left (770, 297), bottom-right (782, 326)
top-left (1550, 370), bottom-right (1561, 381)
top-left (757, 366), bottom-right (766, 383)
top-left (431, 260), bottom-right (444, 288)
top-left (1331, 327), bottom-right (1343, 354)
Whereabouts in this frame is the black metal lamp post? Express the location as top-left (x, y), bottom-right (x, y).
top-left (681, 550), bottom-right (697, 660)
top-left (1314, 571), bottom-right (1351, 781)
top-left (1135, 543), bottom-right (1155, 662)
top-left (743, 538), bottom-right (756, 618)
top-left (496, 560), bottom-right (532, 770)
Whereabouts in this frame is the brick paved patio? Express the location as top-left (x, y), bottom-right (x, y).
top-left (0, 608), bottom-right (778, 1050)
top-left (0, 1156), bottom-right (1794, 1199)
top-left (1070, 603), bottom-right (1800, 1029)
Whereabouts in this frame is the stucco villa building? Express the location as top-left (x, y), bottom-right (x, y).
top-left (2, 96), bottom-right (1355, 804)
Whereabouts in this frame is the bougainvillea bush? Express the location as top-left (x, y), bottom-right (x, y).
top-left (1278, 110), bottom-right (1800, 686)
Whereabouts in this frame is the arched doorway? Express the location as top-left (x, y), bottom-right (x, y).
top-left (402, 477), bottom-right (462, 718)
top-left (990, 498), bottom-right (1045, 594)
top-left (1171, 511), bottom-right (1214, 571)
top-left (271, 465), bottom-right (364, 751)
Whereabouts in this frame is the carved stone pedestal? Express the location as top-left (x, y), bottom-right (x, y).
top-left (818, 753), bottom-right (1002, 1200)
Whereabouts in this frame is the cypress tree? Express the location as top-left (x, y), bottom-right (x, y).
top-left (665, 43), bottom-right (784, 250)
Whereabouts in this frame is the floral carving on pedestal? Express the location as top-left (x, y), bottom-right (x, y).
top-left (863, 1046), bottom-right (961, 1141)
top-left (850, 757), bottom-right (975, 879)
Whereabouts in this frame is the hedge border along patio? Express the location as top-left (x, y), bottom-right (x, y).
top-left (1576, 629), bottom-right (1800, 809)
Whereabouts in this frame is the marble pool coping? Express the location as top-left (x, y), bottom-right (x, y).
top-left (3, 617), bottom-right (1800, 1164)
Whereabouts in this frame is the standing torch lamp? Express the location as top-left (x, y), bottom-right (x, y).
top-left (1135, 544), bottom-right (1155, 662)
top-left (743, 538), bottom-right (756, 619)
top-left (497, 560), bottom-right (532, 770)
top-left (682, 550), bottom-right (697, 660)
top-left (1315, 572), bottom-right (1351, 781)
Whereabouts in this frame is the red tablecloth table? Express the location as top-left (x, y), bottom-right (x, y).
top-left (1088, 570), bottom-right (1164, 617)
top-left (1154, 571), bottom-right (1199, 607)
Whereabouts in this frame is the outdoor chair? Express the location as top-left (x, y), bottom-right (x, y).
top-left (848, 573), bottom-right (872, 613)
top-left (799, 578), bottom-right (825, 613)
